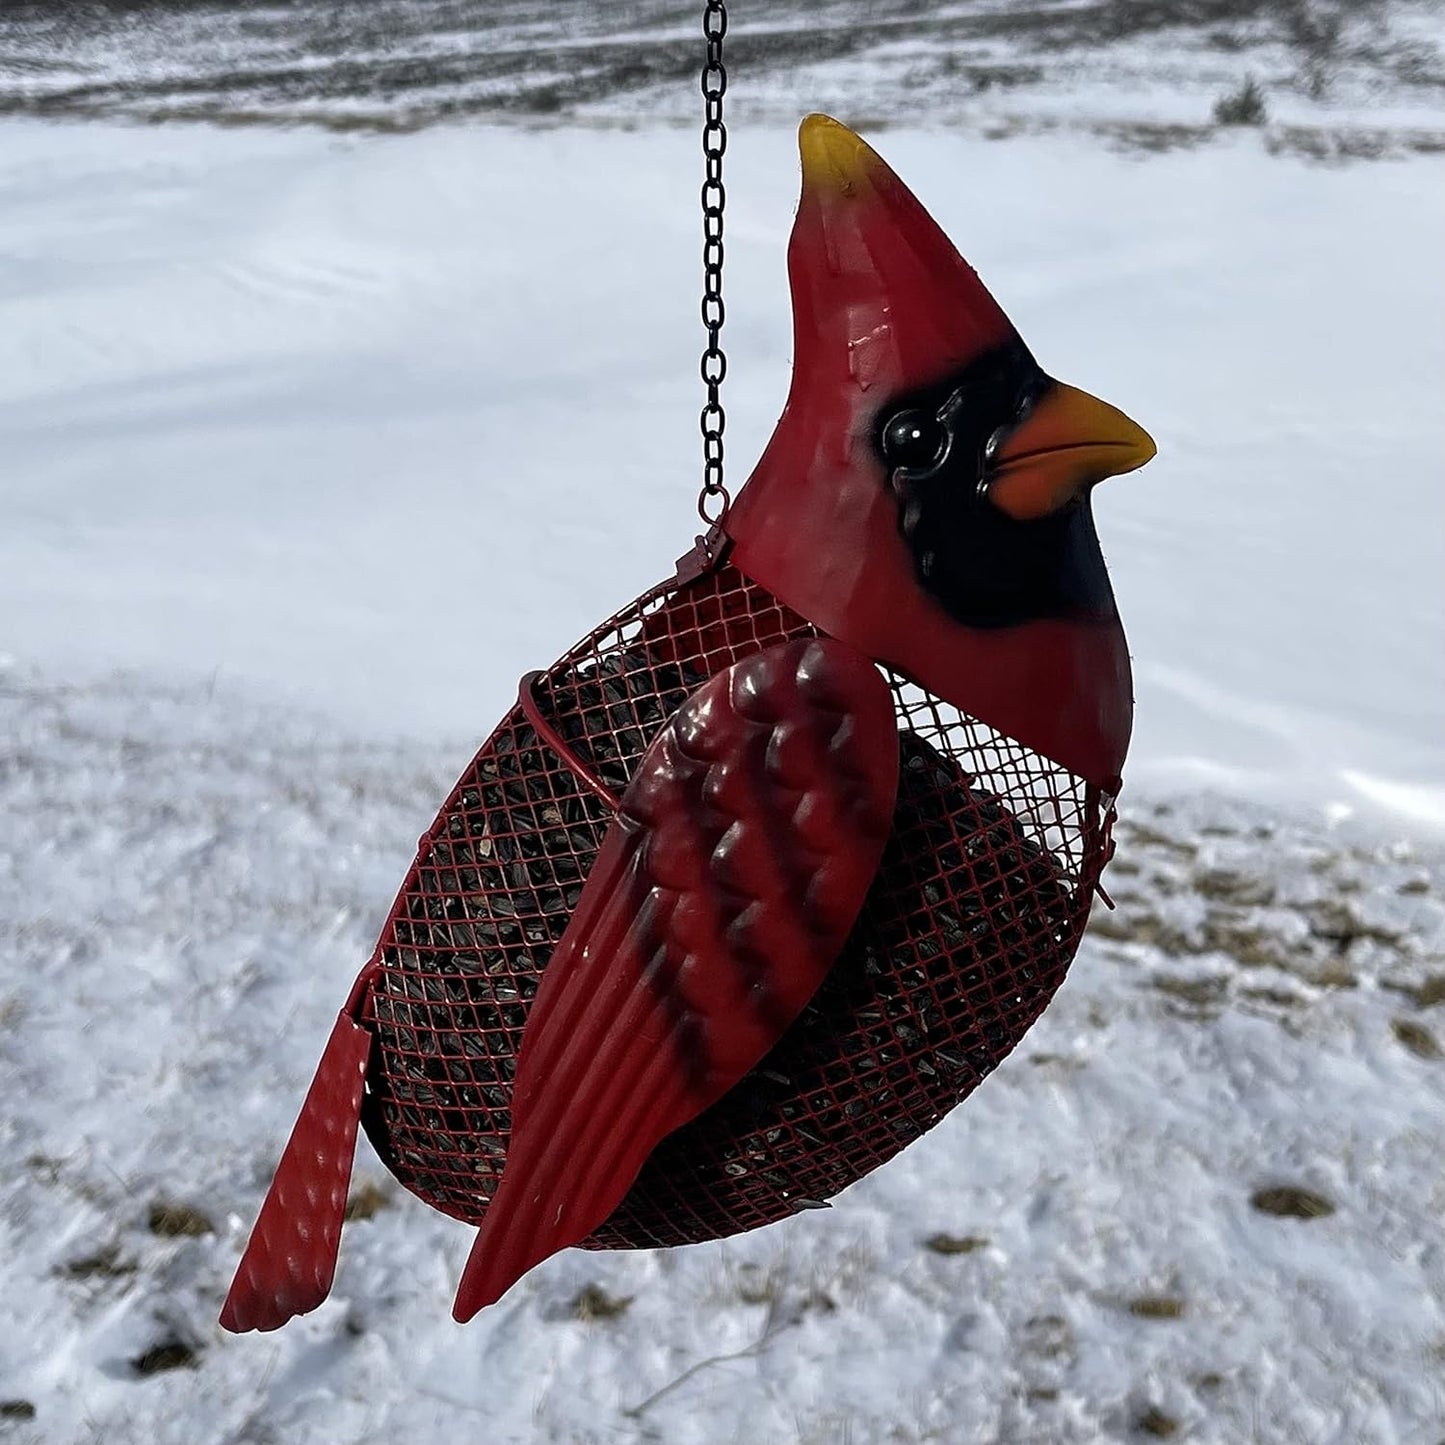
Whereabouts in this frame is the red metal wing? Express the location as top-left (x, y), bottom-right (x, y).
top-left (219, 1011), bottom-right (371, 1333)
top-left (452, 637), bottom-right (899, 1319)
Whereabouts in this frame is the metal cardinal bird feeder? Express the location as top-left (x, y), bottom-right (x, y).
top-left (221, 100), bottom-right (1155, 1331)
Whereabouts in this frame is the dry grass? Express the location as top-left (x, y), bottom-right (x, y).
top-left (131, 1340), bottom-right (199, 1376)
top-left (570, 1283), bottom-right (633, 1321)
top-left (58, 1244), bottom-right (137, 1281)
top-left (344, 1179), bottom-right (393, 1222)
top-left (1391, 1018), bottom-right (1441, 1060)
top-left (147, 1200), bottom-right (215, 1238)
top-left (1250, 1185), bottom-right (1335, 1219)
top-left (1150, 974), bottom-right (1229, 1020)
top-left (1128, 1295), bottom-right (1186, 1320)
top-left (1385, 972), bottom-right (1445, 1009)
top-left (1135, 1404), bottom-right (1182, 1437)
top-left (923, 1232), bottom-right (989, 1255)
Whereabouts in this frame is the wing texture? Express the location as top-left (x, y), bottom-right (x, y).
top-left (219, 1011), bottom-right (370, 1333)
top-left (452, 637), bottom-right (899, 1319)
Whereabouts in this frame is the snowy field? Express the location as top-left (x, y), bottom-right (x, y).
top-left (1, 68), bottom-right (1444, 1445)
top-left (2, 0), bottom-right (1444, 157)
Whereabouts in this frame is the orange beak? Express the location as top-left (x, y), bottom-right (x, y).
top-left (986, 382), bottom-right (1156, 522)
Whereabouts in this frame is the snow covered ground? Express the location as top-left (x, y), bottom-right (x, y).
top-left (2, 673), bottom-right (1442, 1444)
top-left (0, 103), bottom-right (1442, 1445)
top-left (3, 0), bottom-right (1443, 156)
top-left (2, 118), bottom-right (1442, 828)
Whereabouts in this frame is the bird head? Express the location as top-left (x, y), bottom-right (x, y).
top-left (725, 116), bottom-right (1155, 793)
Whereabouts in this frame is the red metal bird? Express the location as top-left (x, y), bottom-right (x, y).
top-left (221, 115), bottom-right (1154, 1333)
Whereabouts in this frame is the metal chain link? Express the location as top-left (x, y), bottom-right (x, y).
top-left (698, 0), bottom-right (730, 525)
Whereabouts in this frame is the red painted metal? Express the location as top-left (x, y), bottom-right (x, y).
top-left (221, 114), bottom-right (1147, 1332)
top-left (727, 116), bottom-right (1135, 792)
top-left (222, 559), bottom-right (1112, 1331)
top-left (451, 637), bottom-right (899, 1317)
top-left (219, 1012), bottom-right (370, 1333)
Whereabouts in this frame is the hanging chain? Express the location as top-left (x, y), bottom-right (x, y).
top-left (698, 1), bottom-right (730, 525)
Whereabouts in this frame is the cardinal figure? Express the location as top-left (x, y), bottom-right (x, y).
top-left (221, 115), bottom-right (1154, 1333)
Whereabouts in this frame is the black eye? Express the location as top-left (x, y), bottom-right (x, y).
top-left (881, 409), bottom-right (948, 472)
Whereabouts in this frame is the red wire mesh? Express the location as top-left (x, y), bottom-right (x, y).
top-left (359, 560), bottom-right (1107, 1248)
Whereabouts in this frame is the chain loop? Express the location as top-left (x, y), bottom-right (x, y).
top-left (698, 0), bottom-right (730, 525)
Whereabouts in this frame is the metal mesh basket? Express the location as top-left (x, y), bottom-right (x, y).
top-left (358, 559), bottom-right (1107, 1249)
